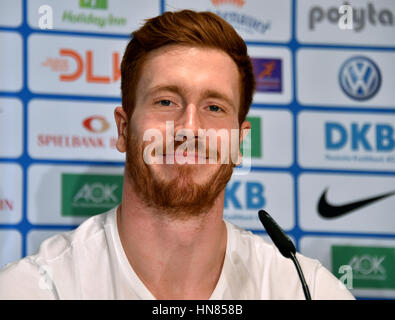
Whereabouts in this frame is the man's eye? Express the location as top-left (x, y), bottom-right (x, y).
top-left (159, 100), bottom-right (172, 107)
top-left (208, 105), bottom-right (222, 112)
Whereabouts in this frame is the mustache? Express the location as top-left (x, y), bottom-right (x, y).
top-left (162, 138), bottom-right (219, 158)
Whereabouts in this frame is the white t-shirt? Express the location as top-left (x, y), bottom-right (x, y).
top-left (0, 207), bottom-right (354, 300)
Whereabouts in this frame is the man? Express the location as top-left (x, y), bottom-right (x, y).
top-left (0, 10), bottom-right (354, 300)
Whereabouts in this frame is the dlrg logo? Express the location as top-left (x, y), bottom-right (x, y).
top-left (325, 122), bottom-right (395, 152)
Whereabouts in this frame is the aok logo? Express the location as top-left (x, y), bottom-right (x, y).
top-left (332, 245), bottom-right (395, 289)
top-left (41, 49), bottom-right (120, 83)
top-left (325, 122), bottom-right (395, 152)
top-left (349, 254), bottom-right (386, 281)
top-left (62, 173), bottom-right (123, 217)
top-left (224, 180), bottom-right (265, 210)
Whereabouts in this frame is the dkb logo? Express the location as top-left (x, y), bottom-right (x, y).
top-left (338, 56), bottom-right (381, 101)
top-left (224, 181), bottom-right (265, 210)
top-left (325, 122), bottom-right (395, 152)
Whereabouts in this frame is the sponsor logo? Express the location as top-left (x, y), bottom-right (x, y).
top-left (308, 2), bottom-right (395, 32)
top-left (223, 172), bottom-right (294, 230)
top-left (324, 121), bottom-right (395, 164)
top-left (36, 114), bottom-right (116, 150)
top-left (0, 199), bottom-right (14, 212)
top-left (211, 0), bottom-right (245, 7)
top-left (338, 56), bottom-right (381, 101)
top-left (211, 0), bottom-right (271, 35)
top-left (251, 58), bottom-right (282, 93)
top-left (241, 116), bottom-right (261, 158)
top-left (298, 173), bottom-right (395, 233)
top-left (82, 115), bottom-right (110, 133)
top-left (318, 188), bottom-right (395, 219)
top-left (332, 245), bottom-right (395, 289)
top-left (298, 112), bottom-right (395, 171)
top-left (41, 48), bottom-right (120, 84)
top-left (79, 0), bottom-right (108, 10)
top-left (61, 173), bottom-right (123, 217)
top-left (225, 180), bottom-right (266, 213)
top-left (62, 0), bottom-right (127, 29)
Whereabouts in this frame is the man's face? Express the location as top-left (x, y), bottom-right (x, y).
top-left (116, 45), bottom-right (250, 218)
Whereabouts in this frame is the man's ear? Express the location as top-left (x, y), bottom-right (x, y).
top-left (237, 120), bottom-right (251, 166)
top-left (114, 106), bottom-right (128, 153)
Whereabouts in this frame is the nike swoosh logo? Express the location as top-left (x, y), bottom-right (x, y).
top-left (318, 188), bottom-right (395, 219)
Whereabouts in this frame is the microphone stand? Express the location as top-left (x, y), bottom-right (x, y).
top-left (289, 252), bottom-right (311, 300)
top-left (258, 209), bottom-right (312, 300)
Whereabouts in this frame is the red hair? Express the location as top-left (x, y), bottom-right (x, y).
top-left (121, 10), bottom-right (255, 124)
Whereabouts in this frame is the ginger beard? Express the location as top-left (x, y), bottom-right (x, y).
top-left (125, 128), bottom-right (236, 220)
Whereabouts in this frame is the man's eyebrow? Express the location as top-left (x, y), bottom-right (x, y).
top-left (200, 89), bottom-right (236, 109)
top-left (144, 85), bottom-right (184, 100)
top-left (144, 85), bottom-right (236, 109)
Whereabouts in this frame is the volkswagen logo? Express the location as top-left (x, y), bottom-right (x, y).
top-left (338, 56), bottom-right (381, 101)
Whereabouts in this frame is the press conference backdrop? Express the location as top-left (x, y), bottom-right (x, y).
top-left (0, 0), bottom-right (394, 299)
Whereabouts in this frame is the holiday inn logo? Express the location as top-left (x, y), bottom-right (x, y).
top-left (79, 0), bottom-right (108, 10)
top-left (62, 0), bottom-right (127, 29)
top-left (62, 173), bottom-right (123, 217)
top-left (332, 245), bottom-right (395, 290)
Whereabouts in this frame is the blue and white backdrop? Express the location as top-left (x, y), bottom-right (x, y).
top-left (0, 0), bottom-right (394, 299)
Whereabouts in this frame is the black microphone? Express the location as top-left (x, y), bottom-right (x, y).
top-left (258, 209), bottom-right (312, 300)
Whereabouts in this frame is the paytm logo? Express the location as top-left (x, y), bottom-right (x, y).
top-left (308, 1), bottom-right (395, 32)
top-left (325, 122), bottom-right (394, 152)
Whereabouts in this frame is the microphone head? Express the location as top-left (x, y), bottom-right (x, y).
top-left (258, 209), bottom-right (296, 259)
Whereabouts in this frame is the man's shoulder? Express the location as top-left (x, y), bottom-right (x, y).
top-left (33, 209), bottom-right (113, 262)
top-left (0, 208), bottom-right (116, 299)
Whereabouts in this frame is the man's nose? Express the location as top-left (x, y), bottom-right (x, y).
top-left (176, 103), bottom-right (201, 137)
